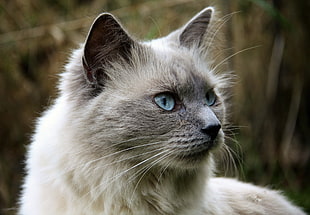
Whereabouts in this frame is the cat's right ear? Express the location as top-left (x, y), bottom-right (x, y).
top-left (179, 7), bottom-right (214, 49)
top-left (82, 13), bottom-right (134, 87)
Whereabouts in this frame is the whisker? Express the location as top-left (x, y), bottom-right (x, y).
top-left (157, 151), bottom-right (178, 181)
top-left (97, 135), bottom-right (158, 151)
top-left (63, 135), bottom-right (153, 160)
top-left (129, 149), bottom-right (172, 203)
top-left (40, 140), bottom-right (164, 183)
top-left (220, 132), bottom-right (244, 178)
top-left (224, 143), bottom-right (238, 176)
top-left (83, 140), bottom-right (164, 168)
top-left (210, 45), bottom-right (261, 74)
top-left (91, 147), bottom-right (165, 172)
top-left (128, 149), bottom-right (170, 185)
top-left (205, 11), bottom-right (241, 55)
top-left (82, 149), bottom-right (168, 208)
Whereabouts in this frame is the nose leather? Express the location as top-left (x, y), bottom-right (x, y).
top-left (201, 123), bottom-right (221, 141)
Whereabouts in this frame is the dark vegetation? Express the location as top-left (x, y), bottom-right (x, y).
top-left (0, 0), bottom-right (309, 214)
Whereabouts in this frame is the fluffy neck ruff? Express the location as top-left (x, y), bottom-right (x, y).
top-left (74, 162), bottom-right (212, 215)
top-left (58, 138), bottom-right (213, 215)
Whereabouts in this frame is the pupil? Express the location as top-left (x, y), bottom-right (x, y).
top-left (162, 98), bottom-right (167, 106)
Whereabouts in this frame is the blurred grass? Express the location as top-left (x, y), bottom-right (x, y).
top-left (0, 0), bottom-right (309, 214)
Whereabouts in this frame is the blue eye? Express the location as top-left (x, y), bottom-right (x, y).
top-left (206, 90), bottom-right (216, 106)
top-left (154, 93), bottom-right (175, 111)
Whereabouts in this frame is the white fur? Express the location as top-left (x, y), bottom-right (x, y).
top-left (19, 8), bottom-right (306, 215)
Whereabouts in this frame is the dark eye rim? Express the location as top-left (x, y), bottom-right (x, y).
top-left (152, 92), bottom-right (182, 112)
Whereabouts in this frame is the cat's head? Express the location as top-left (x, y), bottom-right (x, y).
top-left (63, 7), bottom-right (231, 170)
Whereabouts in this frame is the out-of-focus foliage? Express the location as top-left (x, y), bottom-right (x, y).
top-left (0, 0), bottom-right (309, 214)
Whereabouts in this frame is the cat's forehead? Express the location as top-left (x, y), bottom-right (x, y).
top-left (148, 46), bottom-right (213, 88)
top-left (118, 46), bottom-right (215, 98)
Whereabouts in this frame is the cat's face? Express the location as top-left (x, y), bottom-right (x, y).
top-left (69, 7), bottom-right (227, 170)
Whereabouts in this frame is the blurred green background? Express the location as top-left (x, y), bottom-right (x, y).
top-left (0, 0), bottom-right (309, 214)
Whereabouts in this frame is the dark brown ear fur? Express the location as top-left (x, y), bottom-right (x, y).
top-left (179, 7), bottom-right (213, 48)
top-left (82, 13), bottom-right (134, 88)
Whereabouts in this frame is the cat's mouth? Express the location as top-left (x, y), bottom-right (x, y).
top-left (176, 139), bottom-right (218, 161)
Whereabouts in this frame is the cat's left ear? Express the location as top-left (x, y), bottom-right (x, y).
top-left (179, 7), bottom-right (214, 48)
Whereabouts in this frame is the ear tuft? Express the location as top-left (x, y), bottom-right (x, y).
top-left (179, 7), bottom-right (213, 48)
top-left (82, 13), bottom-right (133, 87)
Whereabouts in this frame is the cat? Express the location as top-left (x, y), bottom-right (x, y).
top-left (19, 7), bottom-right (306, 215)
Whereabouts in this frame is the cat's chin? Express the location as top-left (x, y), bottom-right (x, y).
top-left (170, 139), bottom-right (221, 169)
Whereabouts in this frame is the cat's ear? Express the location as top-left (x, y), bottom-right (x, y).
top-left (179, 7), bottom-right (213, 48)
top-left (82, 13), bottom-right (134, 87)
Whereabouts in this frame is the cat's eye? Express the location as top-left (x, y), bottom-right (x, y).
top-left (206, 90), bottom-right (217, 106)
top-left (154, 93), bottom-right (175, 111)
